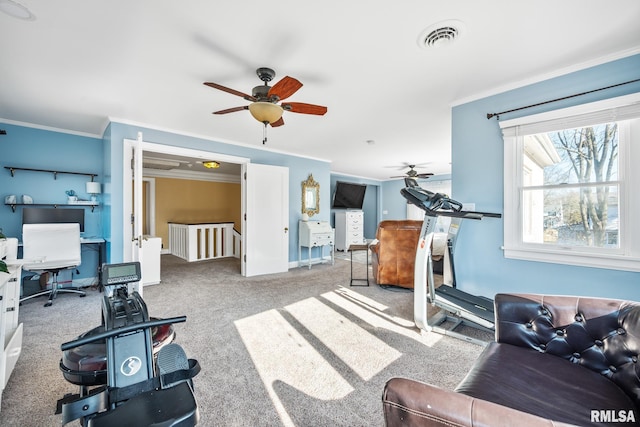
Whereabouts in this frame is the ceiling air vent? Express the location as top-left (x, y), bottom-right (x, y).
top-left (418, 20), bottom-right (465, 49)
top-left (424, 26), bottom-right (458, 47)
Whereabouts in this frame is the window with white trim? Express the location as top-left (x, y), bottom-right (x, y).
top-left (501, 93), bottom-right (640, 272)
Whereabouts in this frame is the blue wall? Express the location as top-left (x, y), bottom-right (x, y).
top-left (451, 54), bottom-right (640, 301)
top-left (0, 123), bottom-right (103, 281)
top-left (1, 121), bottom-right (336, 273)
top-left (104, 122), bottom-right (332, 264)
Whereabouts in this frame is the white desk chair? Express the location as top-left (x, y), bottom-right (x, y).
top-left (21, 223), bottom-right (86, 307)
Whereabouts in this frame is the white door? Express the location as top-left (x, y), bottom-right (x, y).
top-left (242, 163), bottom-right (289, 276)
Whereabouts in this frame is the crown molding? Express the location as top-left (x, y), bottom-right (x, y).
top-left (142, 167), bottom-right (240, 183)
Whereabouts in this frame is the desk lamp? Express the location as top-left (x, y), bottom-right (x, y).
top-left (86, 182), bottom-right (101, 203)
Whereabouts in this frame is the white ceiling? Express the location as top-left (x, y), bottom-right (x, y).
top-left (1, 1), bottom-right (639, 180)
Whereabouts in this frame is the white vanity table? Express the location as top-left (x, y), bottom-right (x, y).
top-left (0, 262), bottom-right (23, 410)
top-left (298, 221), bottom-right (335, 269)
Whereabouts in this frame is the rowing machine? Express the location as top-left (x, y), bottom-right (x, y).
top-left (57, 262), bottom-right (200, 426)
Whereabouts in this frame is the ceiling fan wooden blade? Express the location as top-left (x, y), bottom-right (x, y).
top-left (416, 173), bottom-right (434, 178)
top-left (283, 102), bottom-right (327, 115)
top-left (204, 82), bottom-right (256, 101)
top-left (213, 106), bottom-right (248, 114)
top-left (270, 117), bottom-right (285, 127)
top-left (268, 76), bottom-right (302, 101)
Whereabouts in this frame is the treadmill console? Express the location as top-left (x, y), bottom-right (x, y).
top-left (100, 262), bottom-right (142, 286)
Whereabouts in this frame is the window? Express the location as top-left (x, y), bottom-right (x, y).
top-left (501, 93), bottom-right (640, 271)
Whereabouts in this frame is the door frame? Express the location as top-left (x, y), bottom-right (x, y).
top-left (122, 139), bottom-right (249, 264)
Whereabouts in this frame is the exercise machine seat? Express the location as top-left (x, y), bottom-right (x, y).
top-left (370, 220), bottom-right (422, 288)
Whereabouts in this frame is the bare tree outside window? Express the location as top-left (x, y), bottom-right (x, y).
top-left (522, 123), bottom-right (619, 248)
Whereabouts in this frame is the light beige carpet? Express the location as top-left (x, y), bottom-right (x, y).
top-left (0, 255), bottom-right (491, 426)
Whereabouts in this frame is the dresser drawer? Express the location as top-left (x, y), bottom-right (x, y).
top-left (346, 212), bottom-right (362, 224)
top-left (311, 235), bottom-right (334, 246)
top-left (347, 233), bottom-right (364, 244)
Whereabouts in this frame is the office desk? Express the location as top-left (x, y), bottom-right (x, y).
top-left (80, 237), bottom-right (106, 281)
top-left (80, 237), bottom-right (106, 265)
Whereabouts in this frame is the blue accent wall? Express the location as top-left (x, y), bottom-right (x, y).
top-left (0, 123), bottom-right (104, 280)
top-left (451, 54), bottom-right (640, 301)
top-left (1, 121), bottom-right (335, 272)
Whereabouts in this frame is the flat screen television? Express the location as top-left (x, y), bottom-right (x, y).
top-left (332, 181), bottom-right (367, 209)
top-left (22, 207), bottom-right (85, 232)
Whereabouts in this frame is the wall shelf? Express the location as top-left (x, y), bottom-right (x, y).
top-left (5, 203), bottom-right (99, 213)
top-left (4, 166), bottom-right (97, 181)
top-left (4, 166), bottom-right (100, 212)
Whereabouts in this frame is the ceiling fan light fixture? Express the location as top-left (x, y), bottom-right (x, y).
top-left (248, 102), bottom-right (283, 124)
top-left (202, 161), bottom-right (220, 169)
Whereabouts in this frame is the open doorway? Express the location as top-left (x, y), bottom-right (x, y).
top-left (123, 139), bottom-right (291, 278)
top-left (123, 141), bottom-right (248, 274)
top-left (141, 152), bottom-right (243, 254)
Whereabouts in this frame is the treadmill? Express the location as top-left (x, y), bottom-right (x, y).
top-left (401, 178), bottom-right (501, 345)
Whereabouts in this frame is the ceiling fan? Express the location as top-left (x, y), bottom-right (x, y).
top-left (203, 67), bottom-right (327, 129)
top-left (390, 164), bottom-right (434, 179)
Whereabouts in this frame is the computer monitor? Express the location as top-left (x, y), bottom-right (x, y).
top-left (22, 207), bottom-right (85, 232)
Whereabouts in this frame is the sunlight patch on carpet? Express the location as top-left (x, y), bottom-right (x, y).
top-left (285, 297), bottom-right (402, 381)
top-left (235, 309), bottom-right (354, 427)
top-left (327, 287), bottom-right (444, 347)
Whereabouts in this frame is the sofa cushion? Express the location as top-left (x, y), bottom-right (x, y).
top-left (455, 342), bottom-right (638, 426)
top-left (495, 293), bottom-right (640, 407)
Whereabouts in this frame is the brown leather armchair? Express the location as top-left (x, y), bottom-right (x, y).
top-left (370, 220), bottom-right (422, 289)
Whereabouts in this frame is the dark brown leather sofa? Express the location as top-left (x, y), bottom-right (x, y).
top-left (383, 293), bottom-right (640, 426)
top-left (370, 220), bottom-right (422, 289)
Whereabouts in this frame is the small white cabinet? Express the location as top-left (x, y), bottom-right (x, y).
top-left (298, 221), bottom-right (334, 269)
top-left (334, 210), bottom-right (364, 251)
top-left (0, 263), bottom-right (23, 410)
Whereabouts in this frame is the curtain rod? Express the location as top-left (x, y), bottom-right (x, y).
top-left (486, 78), bottom-right (640, 120)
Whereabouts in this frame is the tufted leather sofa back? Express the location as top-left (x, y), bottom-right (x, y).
top-left (495, 293), bottom-right (640, 406)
